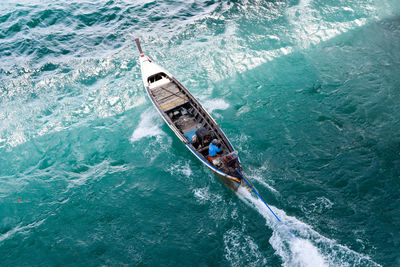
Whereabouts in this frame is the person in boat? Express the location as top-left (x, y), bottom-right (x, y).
top-left (194, 127), bottom-right (211, 149)
top-left (208, 139), bottom-right (222, 163)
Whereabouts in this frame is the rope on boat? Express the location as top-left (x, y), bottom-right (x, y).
top-left (159, 86), bottom-right (187, 102)
top-left (235, 169), bottom-right (296, 237)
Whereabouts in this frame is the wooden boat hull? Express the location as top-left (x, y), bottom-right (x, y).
top-left (136, 39), bottom-right (248, 192)
top-left (214, 170), bottom-right (241, 191)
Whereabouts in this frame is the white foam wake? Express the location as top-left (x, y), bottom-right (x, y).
top-left (130, 108), bottom-right (164, 143)
top-left (236, 186), bottom-right (381, 267)
top-left (130, 107), bottom-right (172, 161)
top-left (0, 219), bottom-right (46, 243)
top-left (249, 174), bottom-right (279, 195)
top-left (202, 98), bottom-right (230, 113)
top-left (286, 0), bottom-right (373, 49)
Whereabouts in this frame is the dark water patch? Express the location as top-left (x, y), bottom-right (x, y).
top-left (0, 12), bottom-right (11, 24)
top-left (0, 8), bottom-right (30, 37)
top-left (75, 10), bottom-right (116, 28)
top-left (26, 8), bottom-right (66, 29)
top-left (39, 62), bottom-right (58, 72)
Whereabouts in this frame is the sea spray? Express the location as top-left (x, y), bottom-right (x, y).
top-left (202, 98), bottom-right (230, 113)
top-left (236, 186), bottom-right (381, 266)
top-left (130, 108), bottom-right (164, 143)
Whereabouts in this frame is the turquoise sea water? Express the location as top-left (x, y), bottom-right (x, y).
top-left (1, 0), bottom-right (400, 266)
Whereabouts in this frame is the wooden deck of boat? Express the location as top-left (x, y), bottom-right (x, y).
top-left (148, 76), bottom-right (227, 151)
top-left (135, 38), bottom-right (246, 192)
top-left (150, 81), bottom-right (188, 112)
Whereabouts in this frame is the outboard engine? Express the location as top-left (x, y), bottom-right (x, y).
top-left (222, 151), bottom-right (239, 173)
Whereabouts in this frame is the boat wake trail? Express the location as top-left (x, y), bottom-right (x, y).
top-left (130, 108), bottom-right (172, 161)
top-left (236, 187), bottom-right (381, 267)
top-left (130, 108), bottom-right (164, 143)
top-left (202, 98), bottom-right (230, 113)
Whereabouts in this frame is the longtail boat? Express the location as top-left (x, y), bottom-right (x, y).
top-left (135, 38), bottom-right (253, 192)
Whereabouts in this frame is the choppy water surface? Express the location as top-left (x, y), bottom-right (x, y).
top-left (1, 0), bottom-right (399, 266)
